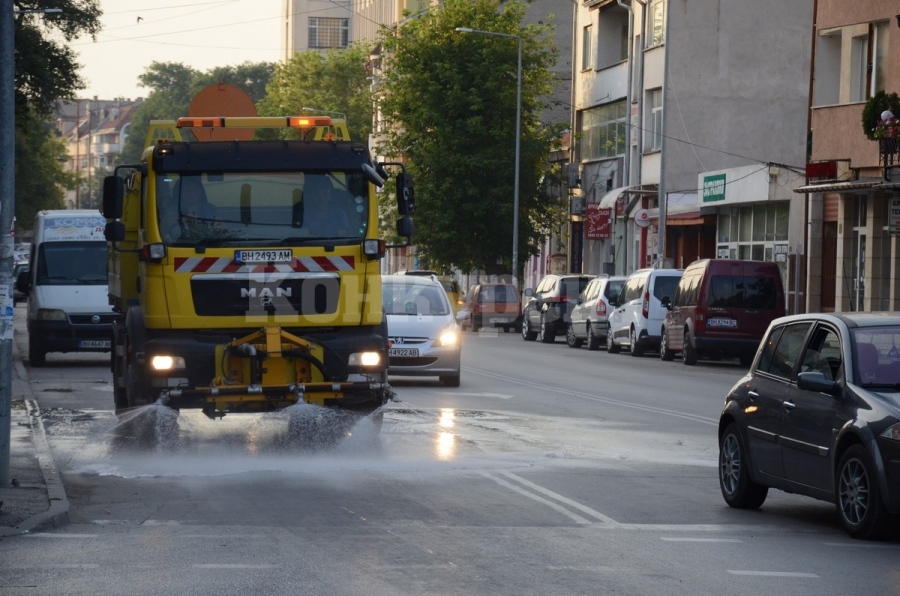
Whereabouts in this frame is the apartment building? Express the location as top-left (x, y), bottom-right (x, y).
top-left (282, 0), bottom-right (354, 59)
top-left (798, 0), bottom-right (900, 313)
top-left (55, 99), bottom-right (142, 210)
top-left (569, 0), bottom-right (812, 310)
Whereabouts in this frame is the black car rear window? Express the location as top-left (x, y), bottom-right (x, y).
top-left (708, 275), bottom-right (777, 309)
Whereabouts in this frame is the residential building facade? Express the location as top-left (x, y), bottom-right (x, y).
top-left (568, 0), bottom-right (812, 311)
top-left (282, 0), bottom-right (353, 59)
top-left (798, 0), bottom-right (900, 313)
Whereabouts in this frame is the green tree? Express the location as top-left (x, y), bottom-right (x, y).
top-left (121, 61), bottom-right (275, 163)
top-left (258, 44), bottom-right (374, 141)
top-left (13, 1), bottom-right (102, 229)
top-left (15, 113), bottom-right (80, 231)
top-left (377, 0), bottom-right (565, 277)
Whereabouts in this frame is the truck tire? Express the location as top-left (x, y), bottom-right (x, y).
top-left (28, 337), bottom-right (46, 367)
top-left (125, 308), bottom-right (152, 407)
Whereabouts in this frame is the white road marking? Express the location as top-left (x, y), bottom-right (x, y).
top-left (661, 537), bottom-right (741, 542)
top-left (178, 535), bottom-right (266, 539)
top-left (430, 391), bottom-right (513, 399)
top-left (16, 564), bottom-right (101, 569)
top-left (193, 564), bottom-right (278, 569)
top-left (824, 541), bottom-right (900, 549)
top-left (24, 533), bottom-right (99, 538)
top-left (480, 471), bottom-right (594, 525)
top-left (728, 571), bottom-right (819, 578)
top-left (498, 471), bottom-right (618, 525)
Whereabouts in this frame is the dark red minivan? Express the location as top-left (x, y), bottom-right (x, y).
top-left (660, 259), bottom-right (786, 366)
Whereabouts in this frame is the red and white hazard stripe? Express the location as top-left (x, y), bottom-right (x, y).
top-left (173, 256), bottom-right (355, 274)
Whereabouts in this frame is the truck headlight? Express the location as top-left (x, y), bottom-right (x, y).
top-left (36, 309), bottom-right (67, 322)
top-left (151, 355), bottom-right (186, 371)
top-left (349, 351), bottom-right (381, 367)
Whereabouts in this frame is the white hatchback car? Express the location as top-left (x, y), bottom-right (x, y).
top-left (606, 268), bottom-right (683, 357)
top-left (382, 274), bottom-right (461, 387)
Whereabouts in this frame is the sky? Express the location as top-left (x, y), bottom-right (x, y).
top-left (70, 0), bottom-right (283, 101)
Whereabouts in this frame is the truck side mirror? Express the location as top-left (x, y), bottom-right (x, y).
top-left (396, 216), bottom-right (414, 238)
top-left (102, 175), bottom-right (124, 220)
top-left (396, 172), bottom-right (416, 216)
top-left (105, 221), bottom-right (125, 242)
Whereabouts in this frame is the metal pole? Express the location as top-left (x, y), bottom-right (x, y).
top-left (455, 28), bottom-right (522, 289)
top-left (1, 0), bottom-right (16, 486)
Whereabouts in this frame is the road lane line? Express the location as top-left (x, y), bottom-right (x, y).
top-left (479, 472), bottom-right (594, 525)
top-left (823, 541), bottom-right (900, 549)
top-left (466, 367), bottom-right (718, 426)
top-left (661, 537), bottom-right (741, 542)
top-left (728, 571), bottom-right (819, 578)
top-left (23, 533), bottom-right (99, 538)
top-left (193, 564), bottom-right (278, 569)
top-left (498, 471), bottom-right (618, 526)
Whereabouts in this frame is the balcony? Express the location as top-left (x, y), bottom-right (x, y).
top-left (879, 137), bottom-right (899, 181)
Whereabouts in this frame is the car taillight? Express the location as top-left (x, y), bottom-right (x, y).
top-left (641, 290), bottom-right (649, 318)
top-left (596, 301), bottom-right (607, 316)
top-left (559, 295), bottom-right (570, 303)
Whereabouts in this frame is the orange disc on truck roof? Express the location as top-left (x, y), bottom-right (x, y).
top-left (188, 83), bottom-right (257, 141)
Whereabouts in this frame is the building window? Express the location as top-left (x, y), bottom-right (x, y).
top-left (814, 21), bottom-right (890, 107)
top-left (647, 0), bottom-right (665, 48)
top-left (645, 88), bottom-right (662, 152)
top-left (596, 2), bottom-right (629, 70)
top-left (873, 21), bottom-right (889, 93)
top-left (309, 17), bottom-right (349, 49)
top-left (582, 25), bottom-right (593, 70)
top-left (580, 100), bottom-right (627, 161)
top-left (716, 202), bottom-right (789, 279)
top-left (850, 33), bottom-right (868, 103)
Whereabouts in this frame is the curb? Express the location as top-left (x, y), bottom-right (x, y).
top-left (0, 350), bottom-right (70, 537)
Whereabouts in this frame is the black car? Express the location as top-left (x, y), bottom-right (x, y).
top-left (521, 274), bottom-right (594, 344)
top-left (718, 312), bottom-right (900, 539)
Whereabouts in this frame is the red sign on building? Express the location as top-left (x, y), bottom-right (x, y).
top-left (585, 203), bottom-right (612, 240)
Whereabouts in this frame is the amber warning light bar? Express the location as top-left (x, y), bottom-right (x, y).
top-left (175, 116), bottom-right (334, 129)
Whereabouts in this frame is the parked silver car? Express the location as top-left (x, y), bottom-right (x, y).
top-left (382, 274), bottom-right (461, 387)
top-left (567, 275), bottom-right (627, 350)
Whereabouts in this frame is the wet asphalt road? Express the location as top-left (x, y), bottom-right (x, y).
top-left (3, 311), bottom-right (899, 595)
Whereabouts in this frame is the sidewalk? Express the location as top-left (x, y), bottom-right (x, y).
top-left (0, 313), bottom-right (69, 537)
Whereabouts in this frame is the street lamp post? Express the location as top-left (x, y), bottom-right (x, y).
top-left (455, 27), bottom-right (522, 290)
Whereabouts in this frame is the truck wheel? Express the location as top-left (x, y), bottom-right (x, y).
top-left (28, 337), bottom-right (46, 367)
top-left (113, 350), bottom-right (129, 412)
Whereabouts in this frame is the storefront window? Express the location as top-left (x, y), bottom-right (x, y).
top-left (717, 202), bottom-right (791, 266)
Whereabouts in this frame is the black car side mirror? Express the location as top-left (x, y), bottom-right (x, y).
top-left (797, 372), bottom-right (842, 397)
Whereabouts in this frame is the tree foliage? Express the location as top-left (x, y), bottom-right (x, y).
top-left (121, 61), bottom-right (275, 163)
top-left (13, 0), bottom-right (102, 230)
top-left (377, 0), bottom-right (565, 277)
top-left (15, 112), bottom-right (80, 232)
top-left (258, 44), bottom-right (374, 141)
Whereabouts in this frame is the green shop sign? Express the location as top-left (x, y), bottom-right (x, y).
top-left (702, 173), bottom-right (726, 203)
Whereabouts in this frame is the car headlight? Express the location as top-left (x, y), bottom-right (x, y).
top-left (349, 351), bottom-right (381, 367)
top-left (437, 328), bottom-right (459, 347)
top-left (880, 422), bottom-right (900, 442)
top-left (36, 309), bottom-right (67, 321)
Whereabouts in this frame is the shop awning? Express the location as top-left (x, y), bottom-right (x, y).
top-left (794, 180), bottom-right (881, 193)
top-left (598, 185), bottom-right (658, 209)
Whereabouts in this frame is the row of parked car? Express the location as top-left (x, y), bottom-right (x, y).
top-left (517, 259), bottom-right (787, 368)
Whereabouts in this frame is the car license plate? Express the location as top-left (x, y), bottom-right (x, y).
top-left (80, 340), bottom-right (111, 349)
top-left (389, 348), bottom-right (419, 357)
top-left (234, 249), bottom-right (293, 264)
top-left (707, 317), bottom-right (738, 328)
top-left (489, 317), bottom-right (510, 323)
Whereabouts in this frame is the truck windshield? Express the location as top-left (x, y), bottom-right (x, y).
top-left (36, 241), bottom-right (108, 286)
top-left (156, 171), bottom-right (368, 245)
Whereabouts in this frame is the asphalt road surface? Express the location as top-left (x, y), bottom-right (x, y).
top-left (2, 313), bottom-right (898, 595)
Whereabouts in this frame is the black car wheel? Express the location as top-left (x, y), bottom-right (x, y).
top-left (522, 313), bottom-right (537, 341)
top-left (683, 331), bottom-right (698, 366)
top-left (566, 323), bottom-right (583, 348)
top-left (719, 423), bottom-right (768, 509)
top-left (836, 445), bottom-right (891, 540)
top-left (539, 313), bottom-right (555, 344)
top-left (660, 328), bottom-right (676, 361)
top-left (586, 325), bottom-right (601, 351)
top-left (629, 326), bottom-right (644, 357)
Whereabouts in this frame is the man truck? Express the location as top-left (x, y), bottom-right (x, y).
top-left (102, 115), bottom-right (414, 434)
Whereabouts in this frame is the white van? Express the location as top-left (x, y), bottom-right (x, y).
top-left (18, 210), bottom-right (115, 366)
top-left (606, 268), bottom-right (683, 357)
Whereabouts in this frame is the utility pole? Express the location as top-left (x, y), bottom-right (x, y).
top-left (1, 0), bottom-right (16, 486)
